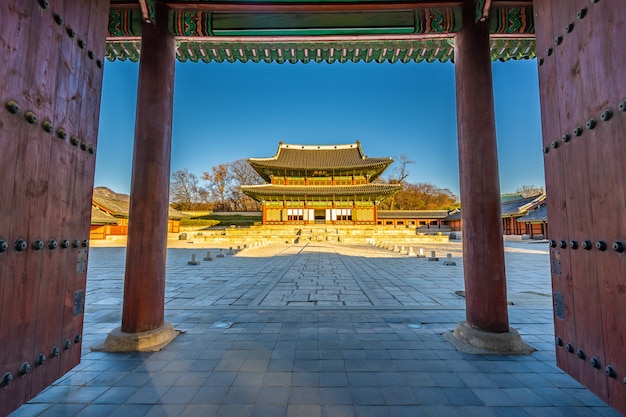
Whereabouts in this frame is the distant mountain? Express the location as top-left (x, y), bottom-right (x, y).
top-left (93, 186), bottom-right (187, 219)
top-left (93, 186), bottom-right (130, 202)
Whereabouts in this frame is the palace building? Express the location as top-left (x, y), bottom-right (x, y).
top-left (241, 142), bottom-right (401, 225)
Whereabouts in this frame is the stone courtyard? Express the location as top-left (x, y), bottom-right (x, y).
top-left (9, 240), bottom-right (622, 417)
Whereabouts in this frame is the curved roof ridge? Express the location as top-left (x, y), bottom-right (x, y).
top-left (246, 141), bottom-right (393, 182)
top-left (241, 183), bottom-right (401, 189)
top-left (249, 141), bottom-right (365, 162)
top-left (280, 142), bottom-right (361, 151)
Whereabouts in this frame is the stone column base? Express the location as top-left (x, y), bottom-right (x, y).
top-left (443, 321), bottom-right (536, 355)
top-left (92, 322), bottom-right (179, 352)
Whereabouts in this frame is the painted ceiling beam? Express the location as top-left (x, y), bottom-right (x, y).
top-left (166, 2), bottom-right (462, 12)
top-left (107, 1), bottom-right (535, 63)
top-left (112, 1), bottom-right (531, 13)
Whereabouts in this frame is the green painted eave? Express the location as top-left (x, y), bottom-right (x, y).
top-left (106, 37), bottom-right (534, 64)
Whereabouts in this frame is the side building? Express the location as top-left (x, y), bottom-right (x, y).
top-left (90, 187), bottom-right (186, 239)
top-left (240, 142), bottom-right (400, 225)
top-left (445, 193), bottom-right (547, 238)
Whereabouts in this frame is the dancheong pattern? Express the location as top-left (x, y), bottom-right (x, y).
top-left (415, 8), bottom-right (462, 34)
top-left (108, 9), bottom-right (142, 37)
top-left (105, 3), bottom-right (536, 64)
top-left (171, 11), bottom-right (211, 36)
top-left (490, 7), bottom-right (534, 35)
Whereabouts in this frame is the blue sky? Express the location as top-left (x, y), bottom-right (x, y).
top-left (95, 58), bottom-right (544, 198)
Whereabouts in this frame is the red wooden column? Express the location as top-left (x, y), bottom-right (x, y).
top-left (99, 4), bottom-right (178, 351)
top-left (123, 2), bottom-right (174, 333)
top-left (448, 1), bottom-right (532, 353)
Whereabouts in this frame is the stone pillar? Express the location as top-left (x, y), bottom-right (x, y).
top-left (97, 3), bottom-right (178, 352)
top-left (447, 1), bottom-right (532, 354)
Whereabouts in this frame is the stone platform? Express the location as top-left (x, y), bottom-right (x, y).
top-left (9, 241), bottom-right (621, 417)
top-left (178, 224), bottom-right (451, 245)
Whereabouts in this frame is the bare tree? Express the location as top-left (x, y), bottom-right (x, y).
top-left (388, 154), bottom-right (414, 184)
top-left (172, 160), bottom-right (265, 212)
top-left (229, 159), bottom-right (263, 186)
top-left (203, 164), bottom-right (231, 211)
top-left (228, 159), bottom-right (263, 211)
top-left (387, 154), bottom-right (415, 210)
top-left (170, 169), bottom-right (208, 210)
top-left (516, 185), bottom-right (545, 198)
top-left (378, 180), bottom-right (458, 210)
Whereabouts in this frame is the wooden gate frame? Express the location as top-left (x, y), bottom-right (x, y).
top-left (3, 1), bottom-right (626, 416)
top-left (0, 1), bottom-right (109, 415)
top-left (534, 0), bottom-right (626, 413)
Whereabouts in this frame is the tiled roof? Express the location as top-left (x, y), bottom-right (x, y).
top-left (249, 143), bottom-right (393, 171)
top-left (91, 206), bottom-right (118, 225)
top-left (443, 194), bottom-right (547, 222)
top-left (444, 210), bottom-right (462, 221)
top-left (92, 196), bottom-right (128, 217)
top-left (240, 183), bottom-right (400, 198)
top-left (518, 204), bottom-right (548, 222)
top-left (377, 210), bottom-right (451, 219)
top-left (501, 193), bottom-right (546, 216)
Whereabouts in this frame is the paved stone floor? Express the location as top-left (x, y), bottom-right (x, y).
top-left (9, 240), bottom-right (623, 417)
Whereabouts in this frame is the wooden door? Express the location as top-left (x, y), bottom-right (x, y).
top-left (0, 1), bottom-right (108, 415)
top-left (535, 0), bottom-right (626, 413)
